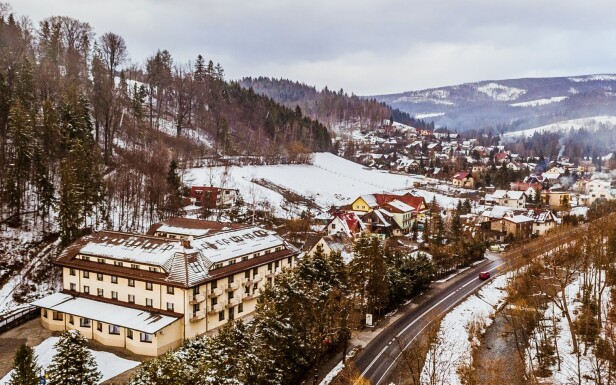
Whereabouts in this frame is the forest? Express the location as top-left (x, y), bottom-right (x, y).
top-left (0, 4), bottom-right (332, 243)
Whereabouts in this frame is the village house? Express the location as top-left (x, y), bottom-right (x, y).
top-left (585, 179), bottom-right (613, 205)
top-left (451, 171), bottom-right (474, 188)
top-left (483, 214), bottom-right (534, 242)
top-left (491, 190), bottom-right (527, 209)
top-left (531, 210), bottom-right (557, 236)
top-left (541, 191), bottom-right (572, 209)
top-left (326, 211), bottom-right (365, 238)
top-left (33, 218), bottom-right (298, 356)
top-left (189, 186), bottom-right (238, 208)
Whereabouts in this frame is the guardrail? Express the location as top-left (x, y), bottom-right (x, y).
top-left (0, 305), bottom-right (39, 334)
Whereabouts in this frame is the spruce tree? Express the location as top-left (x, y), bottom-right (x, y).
top-left (8, 344), bottom-right (39, 385)
top-left (46, 330), bottom-right (102, 385)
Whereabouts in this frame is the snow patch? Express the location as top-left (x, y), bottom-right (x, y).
top-left (569, 74), bottom-right (616, 82)
top-left (0, 336), bottom-right (139, 385)
top-left (510, 96), bottom-right (567, 107)
top-left (477, 82), bottom-right (526, 101)
top-left (503, 116), bottom-right (616, 138)
top-left (415, 112), bottom-right (445, 119)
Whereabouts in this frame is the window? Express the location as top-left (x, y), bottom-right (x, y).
top-left (113, 261), bottom-right (123, 267)
top-left (128, 294), bottom-right (135, 303)
top-left (97, 258), bottom-right (105, 264)
top-left (128, 279), bottom-right (135, 287)
top-left (70, 283), bottom-right (76, 291)
top-left (97, 322), bottom-right (102, 332)
top-left (69, 268), bottom-right (76, 276)
top-left (43, 309), bottom-right (48, 318)
top-left (167, 286), bottom-right (174, 295)
top-left (83, 271), bottom-right (89, 279)
top-left (131, 264), bottom-right (139, 269)
top-left (193, 286), bottom-right (199, 296)
top-left (245, 271), bottom-right (250, 279)
top-left (268, 262), bottom-right (272, 271)
top-left (228, 259), bottom-right (236, 266)
top-left (218, 311), bottom-right (225, 321)
top-left (242, 256), bottom-right (248, 261)
top-left (228, 291), bottom-right (233, 302)
top-left (111, 276), bottom-right (118, 284)
top-left (140, 332), bottom-right (153, 343)
top-left (193, 303), bottom-right (200, 313)
top-left (253, 252), bottom-right (260, 258)
top-left (146, 282), bottom-right (153, 291)
top-left (127, 329), bottom-right (133, 340)
top-left (80, 318), bottom-right (91, 328)
top-left (228, 276), bottom-right (234, 284)
top-left (275, 260), bottom-right (280, 269)
top-left (82, 256), bottom-right (90, 261)
top-left (166, 302), bottom-right (174, 311)
top-left (109, 324), bottom-right (120, 335)
top-left (84, 285), bottom-right (90, 294)
top-left (97, 288), bottom-right (104, 297)
top-left (97, 273), bottom-right (103, 281)
top-left (111, 291), bottom-right (118, 300)
top-left (214, 263), bottom-right (222, 269)
top-left (244, 286), bottom-right (249, 295)
top-left (238, 303), bottom-right (243, 313)
top-left (146, 298), bottom-right (153, 307)
top-left (211, 297), bottom-right (217, 310)
top-left (253, 267), bottom-right (258, 277)
top-left (253, 283), bottom-right (258, 292)
top-left (211, 280), bottom-right (217, 289)
top-left (52, 311), bottom-right (63, 321)
top-left (287, 256), bottom-right (292, 265)
top-left (149, 266), bottom-right (159, 272)
top-left (69, 315), bottom-right (74, 325)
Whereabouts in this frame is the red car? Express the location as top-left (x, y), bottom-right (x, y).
top-left (479, 271), bottom-right (491, 280)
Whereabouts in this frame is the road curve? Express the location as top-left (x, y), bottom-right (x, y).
top-left (354, 258), bottom-right (505, 385)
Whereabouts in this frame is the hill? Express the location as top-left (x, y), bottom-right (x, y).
top-left (239, 76), bottom-right (436, 135)
top-left (372, 74), bottom-right (616, 132)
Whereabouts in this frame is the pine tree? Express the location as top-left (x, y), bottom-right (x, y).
top-left (8, 344), bottom-right (39, 385)
top-left (46, 330), bottom-right (102, 385)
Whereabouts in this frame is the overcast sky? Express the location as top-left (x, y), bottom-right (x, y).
top-left (9, 0), bottom-right (616, 95)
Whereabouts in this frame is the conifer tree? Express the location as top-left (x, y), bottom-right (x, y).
top-left (46, 330), bottom-right (102, 385)
top-left (8, 344), bottom-right (39, 385)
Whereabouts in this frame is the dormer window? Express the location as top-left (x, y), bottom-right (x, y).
top-left (131, 264), bottom-right (139, 269)
top-left (97, 258), bottom-right (105, 264)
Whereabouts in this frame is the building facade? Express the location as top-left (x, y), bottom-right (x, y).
top-left (33, 218), bottom-right (298, 356)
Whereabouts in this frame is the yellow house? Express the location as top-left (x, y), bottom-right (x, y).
top-left (33, 218), bottom-right (298, 356)
top-left (541, 191), bottom-right (571, 209)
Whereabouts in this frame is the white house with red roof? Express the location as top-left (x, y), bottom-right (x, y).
top-left (451, 171), bottom-right (474, 188)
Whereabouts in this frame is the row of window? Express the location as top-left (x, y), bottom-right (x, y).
top-left (78, 256), bottom-right (160, 272)
top-left (211, 248), bottom-right (288, 270)
top-left (68, 284), bottom-right (175, 311)
top-left (43, 310), bottom-right (154, 343)
top-left (68, 269), bottom-right (175, 293)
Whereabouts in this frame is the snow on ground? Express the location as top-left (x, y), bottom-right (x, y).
top-left (414, 112), bottom-right (445, 119)
top-left (185, 153), bottom-right (460, 218)
top-left (569, 74), bottom-right (616, 82)
top-left (0, 336), bottom-right (139, 385)
top-left (503, 116), bottom-right (616, 139)
top-left (477, 82), bottom-right (526, 101)
top-left (510, 96), bottom-right (567, 108)
top-left (527, 273), bottom-right (612, 385)
top-left (421, 273), bottom-right (510, 385)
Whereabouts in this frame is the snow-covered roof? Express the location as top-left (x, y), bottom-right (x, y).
top-left (33, 293), bottom-right (179, 334)
top-left (79, 233), bottom-right (182, 266)
top-left (386, 199), bottom-right (415, 213)
top-left (191, 227), bottom-right (285, 264)
top-left (505, 215), bottom-right (534, 224)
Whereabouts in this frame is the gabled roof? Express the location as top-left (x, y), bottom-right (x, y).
top-left (453, 171), bottom-right (471, 180)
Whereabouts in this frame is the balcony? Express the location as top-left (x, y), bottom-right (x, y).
top-left (207, 304), bottom-right (224, 315)
top-left (209, 287), bottom-right (223, 297)
top-left (265, 271), bottom-right (275, 278)
top-left (226, 296), bottom-right (241, 308)
top-left (252, 274), bottom-right (263, 283)
top-left (242, 277), bottom-right (252, 285)
top-left (189, 293), bottom-right (206, 304)
top-left (190, 311), bottom-right (205, 322)
top-left (226, 282), bottom-right (240, 292)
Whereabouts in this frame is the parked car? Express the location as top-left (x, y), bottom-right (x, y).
top-left (479, 271), bottom-right (491, 280)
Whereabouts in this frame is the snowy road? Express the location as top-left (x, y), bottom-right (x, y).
top-left (353, 257), bottom-right (505, 384)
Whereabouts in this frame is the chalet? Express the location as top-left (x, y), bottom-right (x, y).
top-left (33, 219), bottom-right (298, 356)
top-left (531, 210), bottom-right (557, 236)
top-left (326, 212), bottom-right (365, 238)
top-left (451, 171), bottom-right (474, 188)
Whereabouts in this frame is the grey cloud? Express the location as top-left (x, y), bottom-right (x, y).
top-left (8, 0), bottom-right (616, 94)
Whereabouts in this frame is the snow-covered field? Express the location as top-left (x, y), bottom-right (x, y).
top-left (421, 273), bottom-right (510, 385)
top-left (0, 336), bottom-right (139, 385)
top-left (510, 96), bottom-right (567, 108)
top-left (185, 153), bottom-right (460, 218)
top-left (503, 116), bottom-right (616, 139)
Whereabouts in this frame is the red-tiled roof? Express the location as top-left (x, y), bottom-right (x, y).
top-left (453, 171), bottom-right (470, 180)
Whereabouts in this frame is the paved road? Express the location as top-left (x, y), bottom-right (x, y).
top-left (354, 257), bottom-right (505, 385)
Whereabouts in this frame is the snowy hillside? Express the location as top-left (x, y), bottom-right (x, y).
top-left (373, 74), bottom-right (616, 131)
top-left (502, 115), bottom-right (616, 139)
top-left (185, 153), bottom-right (459, 218)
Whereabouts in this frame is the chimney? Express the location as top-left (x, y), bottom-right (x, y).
top-left (182, 236), bottom-right (193, 249)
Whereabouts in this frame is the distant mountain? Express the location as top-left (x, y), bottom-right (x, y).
top-left (239, 77), bottom-right (435, 136)
top-left (372, 74), bottom-right (616, 132)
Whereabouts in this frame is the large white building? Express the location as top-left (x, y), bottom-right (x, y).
top-left (33, 218), bottom-right (298, 356)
